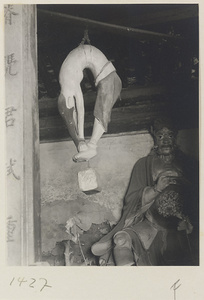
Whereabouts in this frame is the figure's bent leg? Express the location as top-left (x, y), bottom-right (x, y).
top-left (113, 231), bottom-right (135, 266)
top-left (74, 89), bottom-right (85, 142)
top-left (58, 93), bottom-right (79, 148)
top-left (58, 93), bottom-right (88, 153)
top-left (73, 72), bottom-right (122, 162)
top-left (74, 89), bottom-right (88, 153)
top-left (73, 118), bottom-right (103, 162)
top-left (94, 72), bottom-right (122, 132)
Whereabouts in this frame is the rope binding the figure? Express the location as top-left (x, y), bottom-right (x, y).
top-left (80, 29), bottom-right (91, 45)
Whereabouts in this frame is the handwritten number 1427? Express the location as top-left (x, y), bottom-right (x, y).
top-left (10, 277), bottom-right (52, 292)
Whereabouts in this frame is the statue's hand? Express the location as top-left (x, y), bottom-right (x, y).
top-left (177, 219), bottom-right (193, 234)
top-left (156, 174), bottom-right (177, 192)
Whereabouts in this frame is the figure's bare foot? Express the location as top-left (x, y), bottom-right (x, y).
top-left (77, 140), bottom-right (88, 152)
top-left (73, 142), bottom-right (97, 162)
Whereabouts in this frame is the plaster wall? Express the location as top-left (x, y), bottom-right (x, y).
top-left (40, 129), bottom-right (198, 252)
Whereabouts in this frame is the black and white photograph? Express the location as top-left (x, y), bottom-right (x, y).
top-left (1, 1), bottom-right (203, 299)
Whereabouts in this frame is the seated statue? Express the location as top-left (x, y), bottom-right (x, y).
top-left (58, 44), bottom-right (122, 162)
top-left (91, 118), bottom-right (199, 266)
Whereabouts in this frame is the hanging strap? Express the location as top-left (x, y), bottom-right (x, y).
top-left (80, 29), bottom-right (91, 45)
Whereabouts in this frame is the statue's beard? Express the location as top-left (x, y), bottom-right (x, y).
top-left (157, 145), bottom-right (174, 155)
top-left (156, 145), bottom-right (176, 162)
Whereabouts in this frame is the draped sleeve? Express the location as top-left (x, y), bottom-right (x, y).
top-left (92, 155), bottom-right (154, 254)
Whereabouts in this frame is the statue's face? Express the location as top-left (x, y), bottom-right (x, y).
top-left (154, 127), bottom-right (176, 155)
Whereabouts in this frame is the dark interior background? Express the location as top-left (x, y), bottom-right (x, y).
top-left (37, 4), bottom-right (199, 142)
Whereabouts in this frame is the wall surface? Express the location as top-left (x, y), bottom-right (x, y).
top-left (40, 129), bottom-right (199, 253)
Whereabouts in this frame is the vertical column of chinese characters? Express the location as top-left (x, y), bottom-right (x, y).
top-left (4, 4), bottom-right (23, 265)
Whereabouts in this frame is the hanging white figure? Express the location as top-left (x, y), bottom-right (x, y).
top-left (58, 45), bottom-right (122, 162)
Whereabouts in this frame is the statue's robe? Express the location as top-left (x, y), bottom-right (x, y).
top-left (92, 149), bottom-right (198, 266)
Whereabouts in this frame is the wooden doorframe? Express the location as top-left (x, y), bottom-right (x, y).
top-left (5, 4), bottom-right (41, 265)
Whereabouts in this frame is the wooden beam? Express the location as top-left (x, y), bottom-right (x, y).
top-left (38, 9), bottom-right (183, 42)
